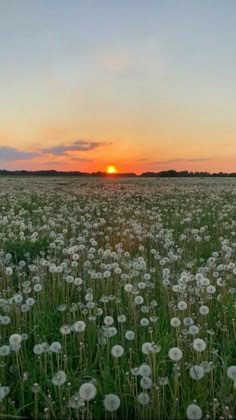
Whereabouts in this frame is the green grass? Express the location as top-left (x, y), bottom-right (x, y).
top-left (0, 177), bottom-right (235, 419)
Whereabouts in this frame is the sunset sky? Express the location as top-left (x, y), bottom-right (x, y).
top-left (0, 1), bottom-right (236, 173)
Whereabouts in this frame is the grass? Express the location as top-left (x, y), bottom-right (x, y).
top-left (0, 177), bottom-right (235, 419)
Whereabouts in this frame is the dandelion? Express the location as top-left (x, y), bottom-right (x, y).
top-left (74, 277), bottom-right (83, 285)
top-left (0, 386), bottom-right (10, 401)
top-left (34, 284), bottom-right (42, 292)
top-left (26, 297), bottom-right (35, 306)
top-left (227, 366), bottom-right (236, 381)
top-left (5, 267), bottom-right (13, 276)
top-left (1, 316), bottom-right (10, 325)
top-left (199, 305), bottom-right (209, 315)
top-left (135, 296), bottom-right (144, 305)
top-left (60, 325), bottom-right (71, 335)
top-left (50, 342), bottom-right (62, 353)
top-left (189, 325), bottom-right (200, 335)
top-left (183, 317), bottom-right (194, 326)
top-left (177, 301), bottom-right (187, 311)
top-left (186, 403), bottom-right (202, 419)
top-left (72, 321), bottom-right (86, 333)
top-left (140, 376), bottom-right (153, 389)
top-left (21, 304), bottom-right (30, 313)
top-left (201, 361), bottom-right (211, 373)
top-left (104, 394), bottom-right (120, 412)
top-left (158, 377), bottom-right (169, 386)
top-left (170, 317), bottom-right (181, 327)
top-left (207, 285), bottom-right (216, 294)
top-left (124, 284), bottom-right (133, 293)
top-left (138, 364), bottom-right (152, 377)
top-left (168, 347), bottom-right (183, 361)
top-left (125, 330), bottom-right (135, 340)
top-left (193, 338), bottom-right (206, 352)
top-left (69, 393), bottom-right (85, 409)
top-left (117, 314), bottom-right (126, 323)
top-left (9, 334), bottom-right (22, 346)
top-left (79, 383), bottom-right (97, 401)
top-left (111, 345), bottom-right (124, 358)
top-left (137, 392), bottom-right (150, 405)
top-left (51, 370), bottom-right (67, 386)
top-left (189, 365), bottom-right (204, 380)
top-left (107, 327), bottom-right (118, 337)
top-left (0, 345), bottom-right (10, 356)
top-left (104, 316), bottom-right (114, 325)
top-left (141, 342), bottom-right (152, 355)
top-left (33, 344), bottom-right (44, 355)
top-left (140, 318), bottom-right (149, 326)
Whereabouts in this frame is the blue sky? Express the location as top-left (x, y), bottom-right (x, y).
top-left (0, 1), bottom-right (235, 172)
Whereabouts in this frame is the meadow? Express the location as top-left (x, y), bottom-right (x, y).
top-left (0, 176), bottom-right (235, 419)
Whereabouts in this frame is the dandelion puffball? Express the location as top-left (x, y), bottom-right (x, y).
top-left (168, 347), bottom-right (183, 361)
top-left (111, 345), bottom-right (124, 358)
top-left (186, 403), bottom-right (202, 419)
top-left (104, 394), bottom-right (120, 412)
top-left (79, 383), bottom-right (97, 401)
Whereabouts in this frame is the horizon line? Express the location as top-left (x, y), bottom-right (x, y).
top-left (0, 169), bottom-right (236, 177)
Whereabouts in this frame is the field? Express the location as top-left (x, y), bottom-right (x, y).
top-left (0, 177), bottom-right (235, 419)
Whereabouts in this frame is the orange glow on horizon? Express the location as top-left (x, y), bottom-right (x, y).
top-left (106, 165), bottom-right (117, 174)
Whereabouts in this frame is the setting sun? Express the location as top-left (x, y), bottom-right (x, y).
top-left (106, 165), bottom-right (117, 174)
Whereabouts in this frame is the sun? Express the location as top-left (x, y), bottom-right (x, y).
top-left (106, 165), bottom-right (117, 174)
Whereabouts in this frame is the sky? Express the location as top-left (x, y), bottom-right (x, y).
top-left (0, 0), bottom-right (236, 174)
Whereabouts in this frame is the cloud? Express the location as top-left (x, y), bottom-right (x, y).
top-left (41, 161), bottom-right (63, 165)
top-left (41, 140), bottom-right (110, 155)
top-left (154, 158), bottom-right (210, 164)
top-left (71, 157), bottom-right (92, 162)
top-left (0, 146), bottom-right (38, 161)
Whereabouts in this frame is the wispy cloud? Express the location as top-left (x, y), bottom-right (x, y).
top-left (71, 157), bottom-right (92, 162)
top-left (154, 158), bottom-right (210, 164)
top-left (0, 139), bottom-right (111, 162)
top-left (41, 140), bottom-right (111, 155)
top-left (0, 146), bottom-right (38, 161)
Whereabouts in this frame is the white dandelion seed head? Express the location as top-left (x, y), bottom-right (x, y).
top-left (140, 318), bottom-right (149, 326)
top-left (111, 345), bottom-right (124, 358)
top-left (117, 314), bottom-right (126, 323)
top-left (227, 366), bottom-right (236, 381)
top-left (72, 321), bottom-right (86, 333)
top-left (138, 364), bottom-right (152, 377)
top-left (189, 325), bottom-right (200, 336)
top-left (193, 338), bottom-right (206, 353)
top-left (51, 370), bottom-right (67, 386)
top-left (0, 386), bottom-right (10, 401)
top-left (140, 376), bottom-right (153, 390)
top-left (141, 342), bottom-right (152, 355)
top-left (0, 345), bottom-right (10, 357)
top-left (68, 393), bottom-right (85, 409)
top-left (104, 316), bottom-right (114, 326)
top-left (183, 317), bottom-right (194, 327)
top-left (104, 394), bottom-right (120, 412)
top-left (79, 383), bottom-right (97, 401)
top-left (33, 344), bottom-right (44, 355)
top-left (135, 295), bottom-right (144, 305)
top-left (168, 347), bottom-right (183, 362)
top-left (199, 305), bottom-right (209, 315)
top-left (50, 341), bottom-right (62, 353)
top-left (9, 334), bottom-right (22, 346)
top-left (177, 301), bottom-right (187, 311)
top-left (186, 403), bottom-right (202, 420)
top-left (189, 365), bottom-right (204, 380)
top-left (125, 330), bottom-right (135, 341)
top-left (137, 392), bottom-right (150, 405)
top-left (170, 317), bottom-right (181, 328)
